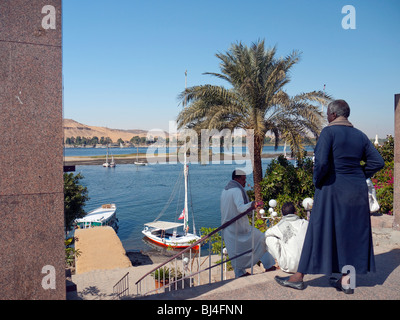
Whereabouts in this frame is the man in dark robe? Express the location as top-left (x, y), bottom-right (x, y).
top-left (275, 99), bottom-right (384, 293)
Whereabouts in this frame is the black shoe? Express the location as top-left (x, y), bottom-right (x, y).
top-left (239, 272), bottom-right (251, 278)
top-left (274, 276), bottom-right (305, 290)
top-left (329, 277), bottom-right (354, 294)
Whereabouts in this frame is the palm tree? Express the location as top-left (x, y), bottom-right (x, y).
top-left (177, 40), bottom-right (331, 206)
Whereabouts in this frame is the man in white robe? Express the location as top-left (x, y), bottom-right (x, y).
top-left (221, 170), bottom-right (275, 278)
top-left (265, 202), bottom-right (308, 273)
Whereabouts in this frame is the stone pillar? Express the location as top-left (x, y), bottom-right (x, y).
top-left (0, 1), bottom-right (65, 299)
top-left (394, 94), bottom-right (400, 230)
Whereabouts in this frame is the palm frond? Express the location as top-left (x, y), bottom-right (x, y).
top-left (176, 39), bottom-right (334, 201)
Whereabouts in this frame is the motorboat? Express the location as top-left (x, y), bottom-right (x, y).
top-left (75, 203), bottom-right (118, 231)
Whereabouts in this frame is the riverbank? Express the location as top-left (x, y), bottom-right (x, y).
top-left (64, 152), bottom-right (314, 166)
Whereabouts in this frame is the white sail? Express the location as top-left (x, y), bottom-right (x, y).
top-left (184, 152), bottom-right (189, 235)
top-left (374, 134), bottom-right (379, 146)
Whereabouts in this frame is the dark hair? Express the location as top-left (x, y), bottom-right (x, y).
top-left (281, 202), bottom-right (296, 216)
top-left (232, 169), bottom-right (246, 180)
top-left (327, 99), bottom-right (350, 118)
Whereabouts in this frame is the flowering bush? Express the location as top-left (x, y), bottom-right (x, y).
top-left (371, 164), bottom-right (393, 215)
top-left (372, 135), bottom-right (394, 215)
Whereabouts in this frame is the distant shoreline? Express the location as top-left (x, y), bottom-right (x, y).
top-left (64, 151), bottom-right (314, 166)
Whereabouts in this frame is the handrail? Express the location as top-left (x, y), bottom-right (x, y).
top-left (134, 204), bottom-right (255, 290)
top-left (140, 249), bottom-right (253, 297)
top-left (113, 272), bottom-right (129, 298)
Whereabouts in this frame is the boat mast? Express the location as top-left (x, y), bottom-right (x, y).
top-left (184, 70), bottom-right (187, 108)
top-left (184, 152), bottom-right (189, 235)
top-left (183, 69), bottom-right (189, 235)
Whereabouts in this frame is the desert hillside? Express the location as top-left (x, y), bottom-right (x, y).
top-left (63, 119), bottom-right (149, 143)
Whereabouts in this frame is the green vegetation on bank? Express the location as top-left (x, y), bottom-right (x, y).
top-left (64, 173), bottom-right (89, 230)
top-left (65, 136), bottom-right (153, 147)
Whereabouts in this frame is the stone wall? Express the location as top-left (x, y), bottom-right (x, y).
top-left (394, 94), bottom-right (400, 230)
top-left (0, 0), bottom-right (65, 299)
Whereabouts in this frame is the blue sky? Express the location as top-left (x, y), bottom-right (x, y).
top-left (63, 0), bottom-right (400, 139)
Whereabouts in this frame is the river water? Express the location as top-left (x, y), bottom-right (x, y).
top-left (65, 146), bottom-right (312, 253)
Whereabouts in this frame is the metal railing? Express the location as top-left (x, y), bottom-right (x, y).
top-left (134, 205), bottom-right (258, 297)
top-left (113, 272), bottom-right (130, 298)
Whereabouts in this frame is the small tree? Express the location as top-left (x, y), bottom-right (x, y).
top-left (64, 173), bottom-right (89, 231)
top-left (254, 153), bottom-right (314, 229)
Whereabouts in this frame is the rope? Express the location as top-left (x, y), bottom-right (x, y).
top-left (188, 171), bottom-right (197, 235)
top-left (174, 176), bottom-right (184, 222)
top-left (154, 168), bottom-right (184, 222)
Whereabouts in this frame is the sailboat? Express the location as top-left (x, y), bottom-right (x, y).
top-left (283, 141), bottom-right (295, 160)
top-left (142, 153), bottom-right (201, 249)
top-left (374, 134), bottom-right (379, 146)
top-left (103, 146), bottom-right (110, 167)
top-left (103, 145), bottom-right (116, 167)
top-left (134, 146), bottom-right (147, 166)
top-left (110, 155), bottom-right (116, 168)
top-left (283, 141), bottom-right (287, 159)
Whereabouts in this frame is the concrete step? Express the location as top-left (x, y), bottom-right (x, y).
top-left (68, 225), bottom-right (400, 300)
top-left (131, 244), bottom-right (400, 300)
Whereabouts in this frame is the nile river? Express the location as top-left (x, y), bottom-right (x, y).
top-left (65, 146), bottom-right (311, 253)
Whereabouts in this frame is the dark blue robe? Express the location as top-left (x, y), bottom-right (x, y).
top-left (297, 125), bottom-right (384, 275)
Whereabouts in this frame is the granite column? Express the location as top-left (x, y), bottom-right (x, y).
top-left (0, 0), bottom-right (65, 299)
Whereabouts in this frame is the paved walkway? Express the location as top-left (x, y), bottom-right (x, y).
top-left (67, 216), bottom-right (400, 300)
top-left (74, 227), bottom-right (132, 274)
top-left (133, 240), bottom-right (400, 300)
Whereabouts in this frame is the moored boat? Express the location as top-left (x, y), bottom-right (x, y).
top-left (142, 152), bottom-right (200, 249)
top-left (75, 203), bottom-right (118, 231)
top-left (142, 221), bottom-right (200, 249)
top-left (142, 73), bottom-right (201, 250)
top-left (134, 146), bottom-right (147, 166)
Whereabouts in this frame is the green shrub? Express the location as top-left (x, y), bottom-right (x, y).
top-left (258, 152), bottom-right (314, 220)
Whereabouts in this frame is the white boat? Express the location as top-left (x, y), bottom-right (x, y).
top-left (142, 153), bottom-right (200, 249)
top-left (374, 134), bottom-right (379, 146)
top-left (134, 146), bottom-right (147, 166)
top-left (134, 161), bottom-right (147, 166)
top-left (110, 155), bottom-right (116, 168)
top-left (283, 141), bottom-right (294, 160)
top-left (103, 146), bottom-right (110, 167)
top-left (143, 221), bottom-right (199, 249)
top-left (75, 204), bottom-right (118, 230)
top-left (103, 146), bottom-right (116, 167)
top-left (283, 141), bottom-right (287, 159)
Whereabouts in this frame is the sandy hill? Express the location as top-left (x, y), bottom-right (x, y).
top-left (63, 119), bottom-right (149, 142)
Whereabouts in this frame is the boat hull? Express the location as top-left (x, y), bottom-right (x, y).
top-left (142, 229), bottom-right (200, 250)
top-left (134, 162), bottom-right (147, 166)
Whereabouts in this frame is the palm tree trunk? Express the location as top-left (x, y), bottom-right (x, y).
top-left (248, 132), bottom-right (264, 218)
